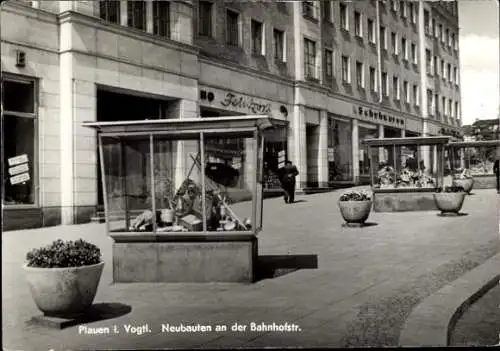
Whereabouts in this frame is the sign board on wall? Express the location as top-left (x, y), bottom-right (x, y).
top-left (7, 154), bottom-right (30, 185)
top-left (199, 86), bottom-right (290, 121)
top-left (352, 106), bottom-right (406, 129)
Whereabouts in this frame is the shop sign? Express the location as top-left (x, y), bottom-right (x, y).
top-left (8, 154), bottom-right (28, 166)
top-left (220, 93), bottom-right (272, 114)
top-left (10, 172), bottom-right (30, 185)
top-left (353, 106), bottom-right (405, 127)
top-left (278, 150), bottom-right (286, 168)
top-left (8, 163), bottom-right (29, 176)
top-left (8, 154), bottom-right (30, 185)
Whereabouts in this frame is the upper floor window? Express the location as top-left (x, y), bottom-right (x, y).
top-left (380, 26), bottom-right (387, 50)
top-left (400, 0), bottom-right (407, 18)
top-left (356, 61), bottom-right (364, 88)
top-left (424, 10), bottom-right (431, 34)
top-left (442, 96), bottom-right (447, 116)
top-left (369, 66), bottom-right (377, 92)
top-left (454, 101), bottom-right (459, 119)
top-left (445, 28), bottom-right (449, 46)
top-left (411, 43), bottom-right (417, 64)
top-left (391, 32), bottom-right (398, 55)
top-left (323, 1), bottom-right (333, 22)
top-left (447, 63), bottom-right (452, 82)
top-left (403, 81), bottom-right (410, 103)
top-left (453, 33), bottom-right (458, 51)
top-left (402, 37), bottom-right (408, 60)
top-left (198, 1), bottom-right (213, 37)
top-left (99, 0), bottom-right (120, 24)
top-left (432, 19), bottom-right (438, 38)
top-left (454, 67), bottom-right (459, 85)
top-left (434, 93), bottom-right (439, 116)
top-left (382, 72), bottom-right (388, 96)
top-left (153, 1), bottom-right (170, 38)
top-left (368, 19), bottom-right (376, 44)
top-left (410, 2), bottom-right (417, 24)
top-left (393, 76), bottom-right (400, 100)
top-left (304, 38), bottom-right (317, 79)
top-left (412, 84), bottom-right (419, 106)
top-left (354, 11), bottom-right (362, 37)
top-left (340, 3), bottom-right (349, 31)
top-left (251, 20), bottom-right (264, 55)
top-left (274, 29), bottom-right (285, 62)
top-left (427, 89), bottom-right (434, 115)
top-left (341, 55), bottom-right (351, 84)
top-left (391, 0), bottom-right (398, 13)
top-left (425, 49), bottom-right (432, 75)
top-left (440, 59), bottom-right (445, 78)
top-left (303, 1), bottom-right (318, 20)
top-left (439, 24), bottom-right (445, 43)
top-left (325, 49), bottom-right (334, 78)
top-left (433, 56), bottom-right (438, 75)
top-left (127, 0), bottom-right (146, 31)
top-left (448, 99), bottom-right (453, 118)
top-left (226, 9), bottom-right (240, 46)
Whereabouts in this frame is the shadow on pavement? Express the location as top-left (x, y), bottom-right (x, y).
top-left (291, 200), bottom-right (308, 204)
top-left (255, 254), bottom-right (318, 281)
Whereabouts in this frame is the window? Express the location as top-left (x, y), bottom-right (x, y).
top-left (226, 9), bottom-right (240, 46)
top-left (368, 19), bottom-right (376, 43)
top-left (411, 43), bottom-right (417, 64)
top-left (400, 0), bottom-right (407, 18)
top-left (413, 84), bottom-right (419, 106)
top-left (432, 19), bottom-right (437, 38)
top-left (127, 0), bottom-right (146, 31)
top-left (453, 33), bottom-right (458, 51)
top-left (402, 37), bottom-right (408, 60)
top-left (99, 0), bottom-right (120, 24)
top-left (251, 20), bottom-right (264, 55)
top-left (393, 76), bottom-right (400, 100)
top-left (369, 66), bottom-right (377, 92)
top-left (340, 2), bottom-right (349, 31)
top-left (391, 32), bottom-right (398, 55)
top-left (304, 38), bottom-right (317, 79)
top-left (341, 55), bottom-right (351, 84)
top-left (354, 11), bottom-right (362, 37)
top-left (435, 93), bottom-right (439, 115)
top-left (382, 72), bottom-right (388, 96)
top-left (445, 29), bottom-right (450, 46)
top-left (198, 1), bottom-right (213, 37)
top-left (380, 26), bottom-right (387, 50)
top-left (454, 67), bottom-right (459, 85)
top-left (427, 89), bottom-right (434, 115)
top-left (451, 33), bottom-right (456, 50)
top-left (403, 81), bottom-right (409, 103)
top-left (391, 0), bottom-right (398, 13)
top-left (274, 29), bottom-right (285, 62)
top-left (442, 96), bottom-right (447, 116)
top-left (2, 77), bottom-right (37, 206)
top-left (439, 24), bottom-right (444, 43)
top-left (433, 56), bottom-right (438, 75)
top-left (424, 10), bottom-right (431, 34)
top-left (303, 1), bottom-right (318, 20)
top-left (447, 63), bottom-right (452, 82)
top-left (410, 2), bottom-right (417, 23)
top-left (356, 61), bottom-right (364, 88)
top-left (153, 1), bottom-right (170, 38)
top-left (454, 102), bottom-right (459, 119)
top-left (323, 1), bottom-right (333, 22)
top-left (440, 60), bottom-right (445, 78)
top-left (448, 99), bottom-right (453, 118)
top-left (325, 49), bottom-right (333, 78)
top-left (426, 49), bottom-right (432, 75)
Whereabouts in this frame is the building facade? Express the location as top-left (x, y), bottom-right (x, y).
top-left (1, 0), bottom-right (462, 230)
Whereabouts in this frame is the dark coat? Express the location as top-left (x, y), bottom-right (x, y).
top-left (494, 160), bottom-right (499, 175)
top-left (278, 164), bottom-right (299, 186)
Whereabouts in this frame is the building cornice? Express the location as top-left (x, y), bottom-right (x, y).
top-left (57, 11), bottom-right (199, 56)
top-left (198, 55), bottom-right (295, 88)
top-left (0, 0), bottom-right (58, 24)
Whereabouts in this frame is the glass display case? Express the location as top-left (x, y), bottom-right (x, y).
top-left (363, 136), bottom-right (450, 212)
top-left (447, 140), bottom-right (500, 189)
top-left (83, 116), bottom-right (287, 283)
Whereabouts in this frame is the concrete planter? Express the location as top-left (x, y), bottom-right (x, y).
top-left (338, 200), bottom-right (372, 225)
top-left (452, 178), bottom-right (474, 194)
top-left (23, 262), bottom-right (104, 316)
top-left (433, 192), bottom-right (466, 214)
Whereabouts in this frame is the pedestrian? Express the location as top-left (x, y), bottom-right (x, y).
top-left (494, 158), bottom-right (499, 193)
top-left (278, 160), bottom-right (299, 204)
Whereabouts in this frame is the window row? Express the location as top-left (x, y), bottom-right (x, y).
top-left (424, 9), bottom-right (459, 52)
top-left (427, 91), bottom-right (460, 120)
top-left (99, 0), bottom-right (170, 37)
top-left (425, 50), bottom-right (460, 85)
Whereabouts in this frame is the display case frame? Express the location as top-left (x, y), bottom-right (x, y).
top-left (363, 136), bottom-right (450, 212)
top-left (447, 140), bottom-right (500, 189)
top-left (83, 115), bottom-right (287, 283)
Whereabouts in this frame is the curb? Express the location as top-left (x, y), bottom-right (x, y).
top-left (399, 253), bottom-right (500, 347)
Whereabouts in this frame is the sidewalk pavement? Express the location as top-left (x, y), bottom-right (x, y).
top-left (2, 187), bottom-right (499, 349)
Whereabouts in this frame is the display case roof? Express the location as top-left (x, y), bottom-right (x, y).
top-left (82, 115), bottom-right (287, 135)
top-left (448, 140), bottom-right (500, 148)
top-left (363, 136), bottom-right (450, 146)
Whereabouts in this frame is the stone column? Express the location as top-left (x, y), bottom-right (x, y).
top-left (378, 124), bottom-right (385, 162)
top-left (146, 0), bottom-right (154, 34)
top-left (120, 0), bottom-right (128, 26)
top-left (352, 119), bottom-right (360, 184)
top-left (318, 110), bottom-right (328, 187)
top-left (292, 104), bottom-right (307, 189)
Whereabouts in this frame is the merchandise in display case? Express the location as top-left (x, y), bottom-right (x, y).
top-left (363, 136), bottom-right (450, 212)
top-left (447, 140), bottom-right (500, 189)
top-left (83, 115), bottom-right (287, 283)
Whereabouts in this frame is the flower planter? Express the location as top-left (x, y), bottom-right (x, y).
top-left (338, 200), bottom-right (372, 225)
top-left (433, 192), bottom-right (466, 215)
top-left (452, 178), bottom-right (474, 194)
top-left (23, 262), bottom-right (104, 316)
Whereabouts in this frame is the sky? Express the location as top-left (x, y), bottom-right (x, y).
top-left (458, 0), bottom-right (499, 125)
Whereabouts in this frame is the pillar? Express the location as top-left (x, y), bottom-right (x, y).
top-left (175, 100), bottom-right (200, 190)
top-left (401, 129), bottom-right (406, 138)
top-left (120, 0), bottom-right (128, 26)
top-left (418, 0), bottom-right (431, 169)
top-left (378, 124), bottom-right (385, 162)
top-left (146, 0), bottom-right (154, 33)
top-left (291, 104), bottom-right (307, 189)
top-left (243, 139), bottom-right (255, 191)
top-left (352, 119), bottom-right (360, 184)
top-left (318, 110), bottom-right (328, 187)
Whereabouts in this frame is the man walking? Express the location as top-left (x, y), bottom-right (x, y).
top-left (279, 160), bottom-right (299, 204)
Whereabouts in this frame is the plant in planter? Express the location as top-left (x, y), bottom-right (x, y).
top-left (23, 239), bottom-right (104, 317)
top-left (433, 186), bottom-right (467, 215)
top-left (452, 168), bottom-right (474, 194)
top-left (338, 190), bottom-right (373, 226)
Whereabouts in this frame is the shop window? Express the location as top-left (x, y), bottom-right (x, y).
top-left (153, 1), bottom-right (170, 38)
top-left (251, 20), bottom-right (264, 56)
top-left (2, 78), bottom-right (37, 206)
top-left (328, 118), bottom-right (353, 181)
top-left (198, 1), bottom-right (213, 37)
top-left (304, 38), bottom-right (317, 79)
top-left (226, 9), bottom-right (240, 46)
top-left (127, 0), bottom-right (146, 31)
top-left (325, 49), bottom-right (333, 78)
top-left (99, 0), bottom-right (120, 24)
top-left (359, 125), bottom-right (378, 177)
top-left (273, 29), bottom-right (285, 62)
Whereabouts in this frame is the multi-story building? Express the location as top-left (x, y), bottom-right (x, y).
top-left (1, 0), bottom-right (462, 230)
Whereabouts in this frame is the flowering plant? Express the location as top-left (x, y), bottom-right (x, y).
top-left (26, 239), bottom-right (101, 268)
top-left (339, 190), bottom-right (371, 202)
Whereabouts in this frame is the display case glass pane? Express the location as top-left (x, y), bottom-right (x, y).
top-left (463, 146), bottom-right (496, 175)
top-left (328, 118), bottom-right (353, 181)
top-left (358, 125), bottom-right (378, 177)
top-left (202, 134), bottom-right (254, 232)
